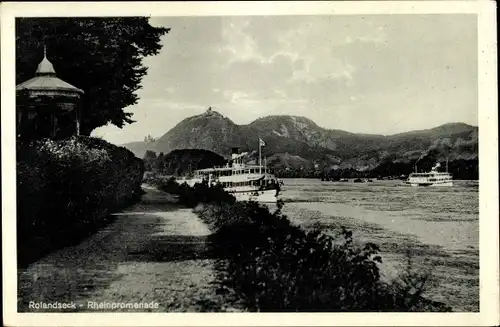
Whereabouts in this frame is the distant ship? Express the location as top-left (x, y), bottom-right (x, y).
top-left (176, 140), bottom-right (282, 203)
top-left (405, 161), bottom-right (453, 187)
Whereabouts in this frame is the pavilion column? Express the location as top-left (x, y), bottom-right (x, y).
top-left (17, 109), bottom-right (22, 136)
top-left (76, 100), bottom-right (80, 136)
top-left (52, 106), bottom-right (56, 138)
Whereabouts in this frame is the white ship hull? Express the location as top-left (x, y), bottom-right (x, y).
top-left (231, 188), bottom-right (279, 203)
top-left (406, 180), bottom-right (453, 187)
top-left (176, 178), bottom-right (281, 203)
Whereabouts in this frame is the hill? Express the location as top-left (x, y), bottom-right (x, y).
top-left (123, 108), bottom-right (478, 177)
top-left (154, 109), bottom-right (243, 159)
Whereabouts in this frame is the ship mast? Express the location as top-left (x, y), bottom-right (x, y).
top-left (259, 138), bottom-right (262, 174)
top-left (258, 137), bottom-right (266, 174)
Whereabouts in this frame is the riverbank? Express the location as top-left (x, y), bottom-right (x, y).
top-left (277, 178), bottom-right (479, 311)
top-left (18, 186), bottom-right (244, 312)
top-left (153, 178), bottom-right (451, 312)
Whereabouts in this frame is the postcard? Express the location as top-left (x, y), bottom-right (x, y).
top-left (1, 1), bottom-right (498, 326)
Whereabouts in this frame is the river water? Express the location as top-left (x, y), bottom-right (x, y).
top-left (277, 178), bottom-right (479, 312)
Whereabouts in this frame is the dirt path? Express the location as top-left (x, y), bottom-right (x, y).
top-left (18, 186), bottom-right (243, 312)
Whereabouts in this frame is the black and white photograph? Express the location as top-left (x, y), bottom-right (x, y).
top-left (2, 2), bottom-right (498, 326)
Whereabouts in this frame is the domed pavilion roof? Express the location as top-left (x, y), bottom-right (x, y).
top-left (36, 56), bottom-right (56, 75)
top-left (16, 49), bottom-right (84, 96)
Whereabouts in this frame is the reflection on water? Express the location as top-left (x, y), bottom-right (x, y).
top-left (278, 179), bottom-right (479, 312)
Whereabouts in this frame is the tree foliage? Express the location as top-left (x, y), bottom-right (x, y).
top-left (143, 149), bottom-right (227, 176)
top-left (16, 18), bottom-right (169, 135)
top-left (143, 150), bottom-right (158, 171)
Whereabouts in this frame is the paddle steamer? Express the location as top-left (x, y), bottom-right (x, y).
top-left (176, 140), bottom-right (282, 202)
top-left (406, 161), bottom-right (453, 187)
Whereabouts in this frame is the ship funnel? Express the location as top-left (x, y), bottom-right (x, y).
top-left (431, 162), bottom-right (441, 171)
top-left (231, 147), bottom-right (239, 159)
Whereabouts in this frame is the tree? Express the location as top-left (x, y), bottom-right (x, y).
top-left (153, 152), bottom-right (165, 172)
top-left (144, 134), bottom-right (157, 143)
top-left (16, 18), bottom-right (169, 135)
top-left (143, 150), bottom-right (157, 171)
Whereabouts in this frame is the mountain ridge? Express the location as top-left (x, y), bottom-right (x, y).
top-left (122, 108), bottom-right (478, 174)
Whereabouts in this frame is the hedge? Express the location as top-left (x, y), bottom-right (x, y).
top-left (17, 136), bottom-right (144, 267)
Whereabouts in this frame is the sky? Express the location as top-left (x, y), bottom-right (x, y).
top-left (92, 14), bottom-right (478, 145)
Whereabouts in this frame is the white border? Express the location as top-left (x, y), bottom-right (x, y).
top-left (1, 2), bottom-right (498, 326)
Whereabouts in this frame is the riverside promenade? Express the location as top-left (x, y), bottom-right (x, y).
top-left (18, 185), bottom-right (243, 312)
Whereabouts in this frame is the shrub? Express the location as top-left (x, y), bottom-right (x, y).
top-left (203, 201), bottom-right (449, 311)
top-left (154, 177), bottom-right (236, 207)
top-left (17, 136), bottom-right (144, 267)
